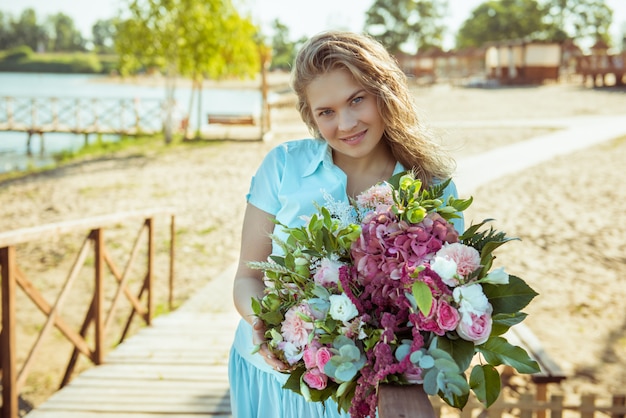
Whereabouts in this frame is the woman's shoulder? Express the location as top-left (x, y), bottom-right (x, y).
top-left (266, 138), bottom-right (325, 161)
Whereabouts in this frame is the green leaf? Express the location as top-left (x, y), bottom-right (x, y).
top-left (491, 312), bottom-right (527, 335)
top-left (436, 336), bottom-right (475, 371)
top-left (412, 281), bottom-right (433, 316)
top-left (482, 275), bottom-right (539, 314)
top-left (283, 366), bottom-right (305, 394)
top-left (469, 364), bottom-right (501, 407)
top-left (478, 336), bottom-right (540, 374)
top-left (251, 297), bottom-right (261, 316)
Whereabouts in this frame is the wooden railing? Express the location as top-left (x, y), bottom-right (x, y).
top-left (0, 96), bottom-right (165, 154)
top-left (0, 209), bottom-right (176, 418)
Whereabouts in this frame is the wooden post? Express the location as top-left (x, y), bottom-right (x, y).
top-left (92, 228), bottom-right (105, 365)
top-left (146, 218), bottom-right (154, 325)
top-left (550, 394), bottom-right (564, 418)
top-left (378, 384), bottom-right (436, 418)
top-left (519, 393), bottom-right (534, 418)
top-left (581, 394), bottom-right (596, 418)
top-left (613, 394), bottom-right (626, 418)
top-left (536, 383), bottom-right (548, 418)
top-left (1, 246), bottom-right (18, 418)
top-left (169, 214), bottom-right (176, 311)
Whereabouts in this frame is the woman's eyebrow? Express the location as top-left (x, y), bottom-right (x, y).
top-left (312, 89), bottom-right (367, 112)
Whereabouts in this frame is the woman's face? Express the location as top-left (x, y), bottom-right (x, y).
top-left (306, 68), bottom-right (385, 161)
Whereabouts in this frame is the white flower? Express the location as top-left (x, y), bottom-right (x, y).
top-left (328, 294), bottom-right (359, 322)
top-left (453, 283), bottom-right (491, 320)
top-left (431, 255), bottom-right (459, 286)
top-left (483, 267), bottom-right (509, 285)
top-left (278, 341), bottom-right (304, 365)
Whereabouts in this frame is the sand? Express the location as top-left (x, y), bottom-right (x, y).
top-left (1, 78), bottom-right (625, 408)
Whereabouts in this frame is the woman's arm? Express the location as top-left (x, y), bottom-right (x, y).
top-left (232, 203), bottom-right (286, 370)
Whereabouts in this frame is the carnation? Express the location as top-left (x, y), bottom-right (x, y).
top-left (281, 304), bottom-right (314, 348)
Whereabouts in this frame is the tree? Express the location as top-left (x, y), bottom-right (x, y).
top-left (115, 0), bottom-right (261, 141)
top-left (9, 8), bottom-right (47, 52)
top-left (92, 18), bottom-right (118, 54)
top-left (455, 0), bottom-right (546, 49)
top-left (542, 0), bottom-right (613, 45)
top-left (364, 0), bottom-right (448, 54)
top-left (268, 19), bottom-right (296, 71)
top-left (46, 13), bottom-right (86, 52)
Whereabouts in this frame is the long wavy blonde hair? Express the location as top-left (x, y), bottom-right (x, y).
top-left (291, 31), bottom-right (455, 187)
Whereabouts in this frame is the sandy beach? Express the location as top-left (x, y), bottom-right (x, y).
top-left (1, 78), bottom-right (625, 408)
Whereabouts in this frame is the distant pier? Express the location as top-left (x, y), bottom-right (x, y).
top-left (0, 96), bottom-right (165, 155)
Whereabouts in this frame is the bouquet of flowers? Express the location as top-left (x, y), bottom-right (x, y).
top-left (250, 172), bottom-right (539, 418)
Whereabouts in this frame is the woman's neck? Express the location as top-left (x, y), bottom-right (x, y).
top-left (333, 144), bottom-right (396, 198)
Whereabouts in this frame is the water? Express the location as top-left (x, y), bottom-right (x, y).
top-left (0, 72), bottom-right (263, 173)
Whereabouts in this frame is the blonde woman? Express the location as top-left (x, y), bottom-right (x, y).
top-left (229, 31), bottom-right (462, 418)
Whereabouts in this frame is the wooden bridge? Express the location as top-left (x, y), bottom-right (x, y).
top-left (0, 96), bottom-right (165, 154)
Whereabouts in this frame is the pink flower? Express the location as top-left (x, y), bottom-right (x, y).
top-left (316, 347), bottom-right (332, 370)
top-left (302, 342), bottom-right (320, 369)
top-left (436, 243), bottom-right (481, 277)
top-left (357, 183), bottom-right (394, 210)
top-left (303, 367), bottom-right (328, 390)
top-left (313, 258), bottom-right (344, 286)
top-left (436, 299), bottom-right (460, 331)
top-left (281, 304), bottom-right (314, 348)
top-left (457, 311), bottom-right (492, 345)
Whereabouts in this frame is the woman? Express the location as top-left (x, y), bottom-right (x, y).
top-left (229, 31), bottom-right (462, 418)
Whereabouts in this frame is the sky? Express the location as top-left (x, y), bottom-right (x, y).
top-left (2, 0), bottom-right (625, 51)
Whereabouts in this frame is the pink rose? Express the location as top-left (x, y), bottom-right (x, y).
top-left (313, 258), bottom-right (344, 286)
top-left (302, 343), bottom-right (320, 369)
top-left (303, 367), bottom-right (328, 390)
top-left (316, 347), bottom-right (332, 370)
top-left (436, 299), bottom-right (460, 331)
top-left (457, 311), bottom-right (492, 345)
top-left (281, 304), bottom-right (314, 348)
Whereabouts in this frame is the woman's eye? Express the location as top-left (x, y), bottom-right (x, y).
top-left (318, 109), bottom-right (333, 117)
top-left (352, 96), bottom-right (364, 104)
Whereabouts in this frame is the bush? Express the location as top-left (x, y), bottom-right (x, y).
top-left (3, 45), bottom-right (34, 61)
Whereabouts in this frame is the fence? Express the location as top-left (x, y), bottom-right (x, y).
top-left (0, 96), bottom-right (165, 154)
top-left (0, 209), bottom-right (176, 418)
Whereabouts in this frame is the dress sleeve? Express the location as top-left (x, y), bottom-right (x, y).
top-left (246, 144), bottom-right (287, 215)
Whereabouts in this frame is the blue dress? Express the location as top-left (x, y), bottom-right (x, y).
top-left (228, 139), bottom-right (462, 418)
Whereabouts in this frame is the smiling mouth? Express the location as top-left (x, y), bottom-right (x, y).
top-left (341, 130), bottom-right (366, 142)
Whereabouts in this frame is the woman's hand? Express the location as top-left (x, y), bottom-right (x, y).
top-left (252, 318), bottom-right (288, 372)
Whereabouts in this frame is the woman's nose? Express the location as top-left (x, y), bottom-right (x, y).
top-left (337, 110), bottom-right (357, 132)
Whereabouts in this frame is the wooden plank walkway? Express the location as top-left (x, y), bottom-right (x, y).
top-left (24, 264), bottom-right (239, 418)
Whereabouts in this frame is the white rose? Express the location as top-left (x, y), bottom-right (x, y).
top-left (483, 267), bottom-right (509, 285)
top-left (328, 294), bottom-right (359, 322)
top-left (453, 283), bottom-right (491, 317)
top-left (430, 255), bottom-right (459, 286)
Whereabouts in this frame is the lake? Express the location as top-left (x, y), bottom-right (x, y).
top-left (0, 72), bottom-right (263, 173)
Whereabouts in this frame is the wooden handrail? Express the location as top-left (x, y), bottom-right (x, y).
top-left (0, 209), bottom-right (175, 418)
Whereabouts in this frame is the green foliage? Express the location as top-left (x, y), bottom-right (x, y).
top-left (3, 45), bottom-right (33, 61)
top-left (456, 0), bottom-right (547, 49)
top-left (478, 336), bottom-right (540, 374)
top-left (0, 52), bottom-right (106, 73)
top-left (115, 0), bottom-right (260, 80)
top-left (364, 0), bottom-right (448, 53)
top-left (455, 0), bottom-right (615, 49)
top-left (542, 0), bottom-right (614, 45)
top-left (469, 364), bottom-right (500, 407)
